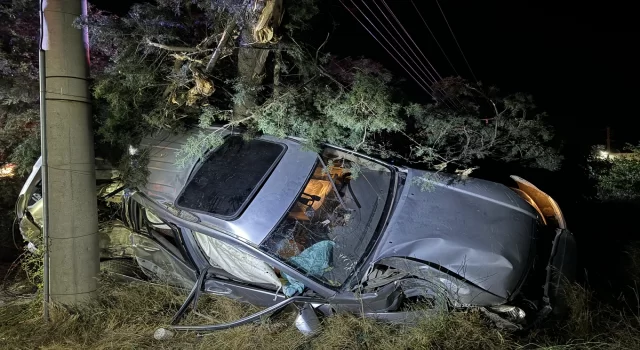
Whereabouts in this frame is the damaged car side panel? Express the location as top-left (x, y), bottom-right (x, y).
top-left (368, 168), bottom-right (540, 300)
top-left (371, 257), bottom-right (508, 307)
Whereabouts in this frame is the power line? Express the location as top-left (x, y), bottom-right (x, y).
top-left (340, 0), bottom-right (464, 110)
top-left (435, 0), bottom-right (478, 82)
top-left (350, 0), bottom-right (437, 93)
top-left (359, 0), bottom-right (457, 108)
top-left (378, 0), bottom-right (461, 109)
top-left (368, 0), bottom-right (439, 85)
top-left (379, 0), bottom-right (444, 82)
top-left (409, 0), bottom-right (460, 77)
top-left (358, 0), bottom-right (459, 110)
top-left (340, 0), bottom-right (435, 99)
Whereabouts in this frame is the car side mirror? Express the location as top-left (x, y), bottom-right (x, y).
top-left (294, 303), bottom-right (321, 336)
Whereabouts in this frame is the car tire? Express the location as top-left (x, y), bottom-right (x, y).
top-left (398, 278), bottom-right (449, 312)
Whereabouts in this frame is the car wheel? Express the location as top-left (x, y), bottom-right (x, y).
top-left (398, 278), bottom-right (449, 312)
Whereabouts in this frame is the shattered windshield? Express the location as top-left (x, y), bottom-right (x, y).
top-left (260, 147), bottom-right (392, 288)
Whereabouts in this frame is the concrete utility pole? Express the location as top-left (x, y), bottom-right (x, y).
top-left (42, 0), bottom-right (99, 305)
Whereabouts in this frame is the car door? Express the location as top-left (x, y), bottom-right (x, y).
top-left (190, 229), bottom-right (294, 306)
top-left (16, 157), bottom-right (121, 245)
top-left (15, 157), bottom-right (42, 222)
top-left (124, 196), bottom-right (197, 288)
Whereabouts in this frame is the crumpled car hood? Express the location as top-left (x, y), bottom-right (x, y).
top-left (370, 169), bottom-right (539, 299)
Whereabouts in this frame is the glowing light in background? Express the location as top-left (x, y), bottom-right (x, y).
top-left (0, 163), bottom-right (16, 177)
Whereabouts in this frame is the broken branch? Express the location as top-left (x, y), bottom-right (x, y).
top-left (205, 19), bottom-right (237, 73)
top-left (170, 54), bottom-right (204, 65)
top-left (315, 33), bottom-right (330, 64)
top-left (145, 39), bottom-right (199, 52)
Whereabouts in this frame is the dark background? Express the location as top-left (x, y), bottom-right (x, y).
top-left (328, 0), bottom-right (640, 150)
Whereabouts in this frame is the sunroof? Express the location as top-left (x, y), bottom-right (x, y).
top-left (176, 136), bottom-right (285, 218)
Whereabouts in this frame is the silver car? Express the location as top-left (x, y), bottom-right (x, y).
top-left (16, 128), bottom-right (576, 333)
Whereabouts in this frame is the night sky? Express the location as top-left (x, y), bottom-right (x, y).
top-left (327, 1), bottom-right (640, 149)
top-left (91, 0), bottom-right (640, 148)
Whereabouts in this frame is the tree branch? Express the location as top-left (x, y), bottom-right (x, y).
top-left (273, 49), bottom-right (282, 96)
top-left (145, 39), bottom-right (198, 52)
top-left (205, 19), bottom-right (237, 73)
top-left (170, 53), bottom-right (203, 65)
top-left (315, 33), bottom-right (330, 64)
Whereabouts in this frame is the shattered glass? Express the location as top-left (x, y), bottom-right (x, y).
top-left (261, 148), bottom-right (392, 288)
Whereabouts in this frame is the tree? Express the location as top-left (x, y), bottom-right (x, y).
top-left (0, 0), bottom-right (41, 174)
top-left (82, 0), bottom-right (314, 146)
top-left (590, 145), bottom-right (640, 202)
top-left (79, 0), bottom-right (560, 184)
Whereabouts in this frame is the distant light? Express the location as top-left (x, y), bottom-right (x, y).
top-left (0, 163), bottom-right (16, 178)
top-left (129, 145), bottom-right (138, 156)
top-left (598, 150), bottom-right (610, 159)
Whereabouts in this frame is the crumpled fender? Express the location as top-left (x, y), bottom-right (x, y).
top-left (377, 257), bottom-right (508, 307)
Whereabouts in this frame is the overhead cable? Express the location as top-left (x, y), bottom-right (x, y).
top-left (378, 0), bottom-right (461, 109)
top-left (435, 0), bottom-right (478, 82)
top-left (339, 0), bottom-right (435, 99)
top-left (409, 0), bottom-right (460, 77)
top-left (360, 0), bottom-right (459, 109)
top-left (366, 0), bottom-right (440, 85)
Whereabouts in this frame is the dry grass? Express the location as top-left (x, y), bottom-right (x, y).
top-left (1, 272), bottom-right (640, 350)
top-left (0, 274), bottom-right (502, 350)
top-left (0, 275), bottom-right (297, 350)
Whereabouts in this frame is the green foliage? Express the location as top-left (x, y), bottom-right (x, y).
top-left (591, 145), bottom-right (640, 202)
top-left (250, 72), bottom-right (560, 173)
top-left (19, 248), bottom-right (45, 292)
top-left (402, 79), bottom-right (561, 171)
top-left (321, 73), bottom-right (404, 135)
top-left (83, 0), bottom-right (560, 176)
top-left (411, 172), bottom-right (448, 192)
top-left (283, 0), bottom-right (320, 34)
top-left (0, 0), bottom-right (40, 171)
top-left (253, 70), bottom-right (405, 150)
top-left (175, 129), bottom-right (225, 168)
top-left (9, 133), bottom-right (41, 176)
top-left (118, 148), bottom-right (151, 189)
top-left (82, 3), bottom-right (208, 147)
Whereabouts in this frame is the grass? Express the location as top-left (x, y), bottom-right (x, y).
top-left (0, 276), bottom-right (506, 350)
top-left (1, 268), bottom-right (640, 350)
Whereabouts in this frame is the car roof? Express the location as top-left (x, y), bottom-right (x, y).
top-left (138, 128), bottom-right (318, 245)
top-left (139, 128), bottom-right (204, 204)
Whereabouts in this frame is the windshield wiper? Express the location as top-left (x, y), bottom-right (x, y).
top-left (346, 181), bottom-right (362, 209)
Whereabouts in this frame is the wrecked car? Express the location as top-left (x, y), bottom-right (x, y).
top-left (16, 128), bottom-right (576, 333)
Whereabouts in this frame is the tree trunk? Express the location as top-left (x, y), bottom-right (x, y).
top-left (232, 0), bottom-right (283, 120)
top-left (234, 26), bottom-right (270, 120)
top-left (273, 49), bottom-right (282, 96)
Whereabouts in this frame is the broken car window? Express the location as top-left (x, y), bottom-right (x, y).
top-left (260, 148), bottom-right (393, 288)
top-left (141, 207), bottom-right (185, 260)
